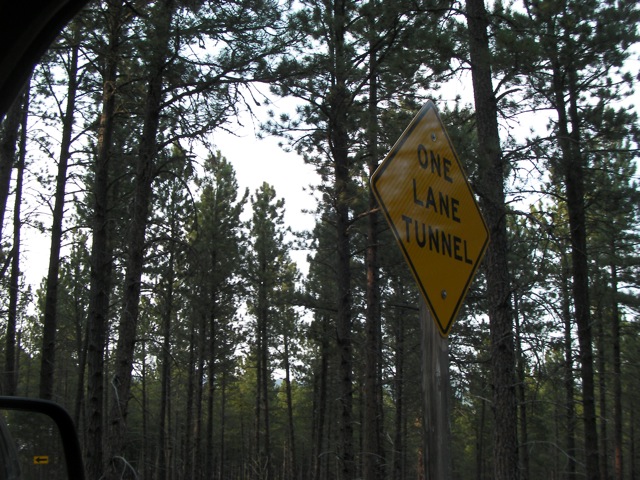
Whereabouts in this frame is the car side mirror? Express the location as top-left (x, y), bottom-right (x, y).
top-left (0, 396), bottom-right (85, 480)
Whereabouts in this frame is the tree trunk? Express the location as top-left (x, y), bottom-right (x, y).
top-left (476, 384), bottom-right (486, 480)
top-left (597, 301), bottom-right (608, 480)
top-left (104, 3), bottom-right (173, 477)
top-left (73, 255), bottom-right (89, 427)
top-left (194, 311), bottom-right (207, 480)
top-left (3, 88), bottom-right (28, 397)
top-left (392, 306), bottom-right (405, 480)
top-left (183, 313), bottom-right (197, 479)
top-left (330, 2), bottom-right (354, 476)
top-left (141, 339), bottom-right (149, 479)
top-left (0, 91), bottom-right (23, 245)
top-left (631, 404), bottom-right (636, 480)
top-left (258, 287), bottom-right (272, 480)
top-left (283, 330), bottom-right (296, 480)
top-left (561, 257), bottom-right (576, 480)
top-left (85, 2), bottom-right (123, 476)
top-left (312, 314), bottom-right (329, 480)
top-left (206, 312), bottom-right (216, 480)
top-left (364, 17), bottom-right (384, 480)
top-left (514, 298), bottom-right (529, 480)
top-left (611, 260), bottom-right (622, 480)
top-left (552, 59), bottom-right (599, 480)
top-left (219, 370), bottom-right (228, 479)
top-left (158, 251), bottom-right (175, 480)
top-left (465, 0), bottom-right (518, 478)
top-left (40, 28), bottom-right (80, 401)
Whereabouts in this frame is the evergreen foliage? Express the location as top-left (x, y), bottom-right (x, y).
top-left (0, 0), bottom-right (638, 478)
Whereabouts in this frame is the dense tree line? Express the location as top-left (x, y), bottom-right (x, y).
top-left (0, 0), bottom-right (639, 479)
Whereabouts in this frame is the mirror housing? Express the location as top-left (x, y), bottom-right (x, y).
top-left (0, 396), bottom-right (85, 480)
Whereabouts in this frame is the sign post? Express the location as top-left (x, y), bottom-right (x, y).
top-left (421, 301), bottom-right (451, 479)
top-left (371, 101), bottom-right (488, 478)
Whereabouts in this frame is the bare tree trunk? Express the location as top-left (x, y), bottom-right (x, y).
top-left (465, 0), bottom-right (518, 478)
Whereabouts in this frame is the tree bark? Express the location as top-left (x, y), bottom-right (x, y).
top-left (465, 1), bottom-right (518, 478)
top-left (364, 18), bottom-right (384, 480)
top-left (329, 2), bottom-right (355, 477)
top-left (85, 2), bottom-right (123, 476)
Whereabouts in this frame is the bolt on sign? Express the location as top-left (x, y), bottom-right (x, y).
top-left (371, 101), bottom-right (489, 336)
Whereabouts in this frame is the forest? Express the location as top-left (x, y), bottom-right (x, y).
top-left (0, 0), bottom-right (639, 479)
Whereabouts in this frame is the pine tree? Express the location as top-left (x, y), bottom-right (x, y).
top-left (517, 1), bottom-right (640, 476)
top-left (2, 88), bottom-right (28, 397)
top-left (0, 92), bottom-right (24, 250)
top-left (585, 137), bottom-right (640, 479)
top-left (184, 151), bottom-right (246, 479)
top-left (465, 0), bottom-right (518, 477)
top-left (39, 19), bottom-right (83, 401)
top-left (245, 182), bottom-right (295, 480)
top-left (84, 1), bottom-right (128, 476)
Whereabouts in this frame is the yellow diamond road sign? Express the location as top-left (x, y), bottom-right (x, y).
top-left (371, 101), bottom-right (489, 336)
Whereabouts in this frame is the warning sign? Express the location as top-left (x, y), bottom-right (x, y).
top-left (33, 455), bottom-right (49, 465)
top-left (371, 101), bottom-right (489, 336)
